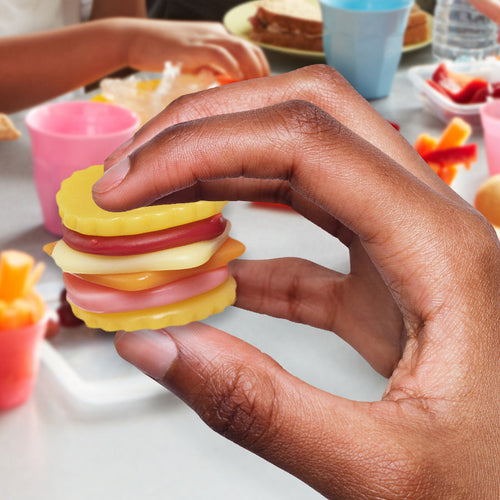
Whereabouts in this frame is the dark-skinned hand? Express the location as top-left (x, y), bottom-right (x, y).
top-left (92, 66), bottom-right (500, 499)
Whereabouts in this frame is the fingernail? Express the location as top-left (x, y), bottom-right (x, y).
top-left (114, 329), bottom-right (178, 380)
top-left (93, 157), bottom-right (130, 194)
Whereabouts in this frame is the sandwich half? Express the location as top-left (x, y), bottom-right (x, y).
top-left (250, 0), bottom-right (323, 52)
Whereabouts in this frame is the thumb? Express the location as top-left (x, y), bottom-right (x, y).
top-left (114, 323), bottom-right (417, 499)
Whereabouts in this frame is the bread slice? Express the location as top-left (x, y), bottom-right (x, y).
top-left (0, 113), bottom-right (20, 140)
top-left (250, 0), bottom-right (323, 52)
top-left (404, 4), bottom-right (428, 46)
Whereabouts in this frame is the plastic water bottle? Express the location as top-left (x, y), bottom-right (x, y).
top-left (432, 0), bottom-right (499, 61)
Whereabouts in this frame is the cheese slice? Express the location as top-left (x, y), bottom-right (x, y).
top-left (51, 224), bottom-right (230, 274)
top-left (76, 237), bottom-right (245, 291)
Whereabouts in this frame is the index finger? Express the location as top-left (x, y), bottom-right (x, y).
top-left (103, 65), bottom-right (457, 201)
top-left (92, 97), bottom-right (462, 278)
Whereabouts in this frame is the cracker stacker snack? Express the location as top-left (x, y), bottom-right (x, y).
top-left (45, 165), bottom-right (245, 332)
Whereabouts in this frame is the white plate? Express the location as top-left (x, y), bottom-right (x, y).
top-left (223, 0), bottom-right (324, 58)
top-left (402, 12), bottom-right (433, 53)
top-left (223, 1), bottom-right (432, 58)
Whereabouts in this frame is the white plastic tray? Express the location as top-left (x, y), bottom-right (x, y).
top-left (39, 282), bottom-right (166, 408)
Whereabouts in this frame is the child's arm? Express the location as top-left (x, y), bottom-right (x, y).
top-left (0, 20), bottom-right (128, 113)
top-left (0, 17), bottom-right (269, 114)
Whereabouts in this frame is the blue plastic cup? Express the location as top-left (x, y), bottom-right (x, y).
top-left (320, 0), bottom-right (413, 99)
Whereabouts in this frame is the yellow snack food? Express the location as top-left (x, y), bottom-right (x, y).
top-left (57, 165), bottom-right (227, 236)
top-left (47, 165), bottom-right (244, 332)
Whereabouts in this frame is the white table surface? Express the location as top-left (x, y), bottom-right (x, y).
top-left (0, 46), bottom-right (491, 500)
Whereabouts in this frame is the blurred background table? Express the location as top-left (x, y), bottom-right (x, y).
top-left (0, 45), bottom-right (490, 500)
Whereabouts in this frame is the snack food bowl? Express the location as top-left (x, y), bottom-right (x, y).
top-left (408, 59), bottom-right (500, 126)
top-left (26, 101), bottom-right (140, 236)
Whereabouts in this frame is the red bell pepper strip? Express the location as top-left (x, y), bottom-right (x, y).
top-left (387, 120), bottom-right (400, 131)
top-left (421, 143), bottom-right (477, 168)
top-left (251, 202), bottom-right (294, 211)
top-left (431, 63), bottom-right (462, 93)
top-left (216, 74), bottom-right (240, 86)
top-left (429, 62), bottom-right (490, 104)
top-left (449, 79), bottom-right (489, 104)
top-left (491, 82), bottom-right (500, 99)
top-left (430, 76), bottom-right (489, 104)
top-left (426, 79), bottom-right (450, 97)
top-left (436, 164), bottom-right (459, 185)
top-left (431, 63), bottom-right (451, 86)
top-left (468, 85), bottom-right (490, 104)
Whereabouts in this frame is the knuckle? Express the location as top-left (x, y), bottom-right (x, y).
top-left (281, 266), bottom-right (310, 321)
top-left (167, 92), bottom-right (199, 117)
top-left (420, 200), bottom-right (500, 288)
top-left (298, 64), bottom-right (354, 97)
top-left (166, 89), bottom-right (220, 125)
top-left (451, 205), bottom-right (500, 272)
top-left (363, 446), bottom-right (451, 499)
top-left (196, 362), bottom-right (279, 452)
top-left (276, 99), bottom-right (342, 141)
top-left (302, 63), bottom-right (342, 83)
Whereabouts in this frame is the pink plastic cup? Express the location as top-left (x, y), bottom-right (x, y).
top-left (26, 101), bottom-right (140, 235)
top-left (480, 100), bottom-right (500, 176)
top-left (0, 314), bottom-right (49, 410)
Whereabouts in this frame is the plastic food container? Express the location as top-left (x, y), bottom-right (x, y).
top-left (408, 58), bottom-right (500, 126)
top-left (38, 282), bottom-right (166, 411)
